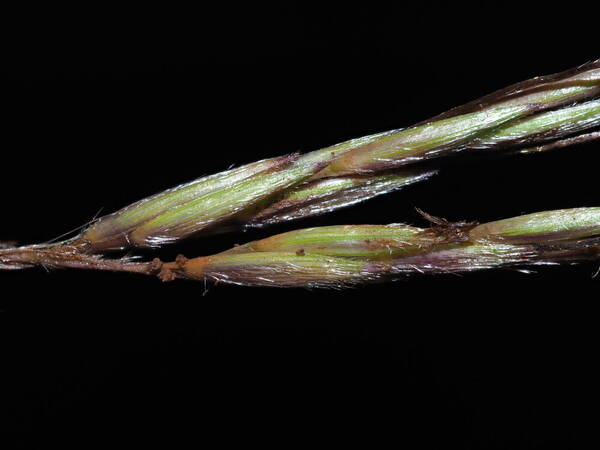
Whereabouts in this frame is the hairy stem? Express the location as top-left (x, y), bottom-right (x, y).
top-left (0, 244), bottom-right (157, 274)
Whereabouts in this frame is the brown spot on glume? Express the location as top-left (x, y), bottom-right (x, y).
top-left (415, 208), bottom-right (478, 244)
top-left (149, 258), bottom-right (163, 272)
top-left (175, 254), bottom-right (188, 267)
top-left (296, 248), bottom-right (305, 256)
top-left (331, 152), bottom-right (336, 156)
top-left (278, 199), bottom-right (296, 209)
top-left (268, 152), bottom-right (300, 172)
top-left (157, 267), bottom-right (177, 282)
top-left (364, 239), bottom-right (371, 244)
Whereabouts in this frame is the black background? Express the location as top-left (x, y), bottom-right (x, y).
top-left (1, 4), bottom-right (598, 448)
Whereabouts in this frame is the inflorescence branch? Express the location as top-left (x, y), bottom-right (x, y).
top-left (2, 60), bottom-right (600, 288)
